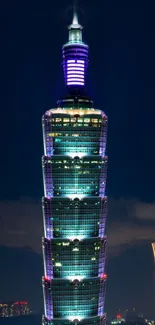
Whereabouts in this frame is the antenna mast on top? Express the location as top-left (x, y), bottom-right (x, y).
top-left (72, 0), bottom-right (78, 25)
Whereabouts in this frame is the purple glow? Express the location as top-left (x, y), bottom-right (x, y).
top-left (67, 74), bottom-right (84, 78)
top-left (67, 63), bottom-right (84, 67)
top-left (67, 59), bottom-right (85, 64)
top-left (67, 62), bottom-right (84, 64)
top-left (67, 82), bottom-right (84, 85)
top-left (67, 67), bottom-right (84, 71)
top-left (67, 73), bottom-right (84, 80)
top-left (77, 60), bottom-right (84, 63)
top-left (67, 69), bottom-right (84, 72)
top-left (67, 81), bottom-right (84, 84)
top-left (67, 79), bottom-right (84, 83)
top-left (67, 76), bottom-right (84, 80)
top-left (63, 36), bottom-right (88, 86)
top-left (98, 243), bottom-right (105, 276)
top-left (67, 70), bottom-right (84, 73)
top-left (67, 59), bottom-right (84, 63)
top-left (63, 50), bottom-right (87, 86)
top-left (67, 72), bottom-right (84, 75)
top-left (43, 281), bottom-right (53, 320)
top-left (99, 200), bottom-right (107, 238)
top-left (45, 248), bottom-right (53, 278)
top-left (67, 71), bottom-right (84, 75)
top-left (98, 279), bottom-right (105, 316)
top-left (45, 218), bottom-right (53, 239)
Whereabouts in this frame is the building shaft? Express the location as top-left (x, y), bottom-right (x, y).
top-left (42, 13), bottom-right (108, 325)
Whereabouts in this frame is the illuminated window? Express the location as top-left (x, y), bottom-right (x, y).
top-left (55, 263), bottom-right (62, 267)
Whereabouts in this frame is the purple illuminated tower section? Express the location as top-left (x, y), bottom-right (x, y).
top-left (62, 13), bottom-right (88, 87)
top-left (42, 10), bottom-right (108, 325)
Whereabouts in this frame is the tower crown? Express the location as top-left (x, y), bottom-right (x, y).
top-left (62, 11), bottom-right (88, 90)
top-left (68, 12), bottom-right (83, 43)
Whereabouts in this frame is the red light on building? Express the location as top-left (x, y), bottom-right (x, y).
top-left (101, 273), bottom-right (107, 279)
top-left (116, 314), bottom-right (121, 319)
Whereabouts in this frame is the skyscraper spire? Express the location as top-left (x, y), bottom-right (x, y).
top-left (72, 0), bottom-right (78, 25)
top-left (70, 1), bottom-right (82, 30)
top-left (72, 10), bottom-right (78, 26)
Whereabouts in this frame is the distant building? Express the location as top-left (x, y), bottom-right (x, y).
top-left (111, 314), bottom-right (125, 325)
top-left (0, 301), bottom-right (31, 317)
top-left (111, 310), bottom-right (150, 325)
top-left (111, 309), bottom-right (155, 325)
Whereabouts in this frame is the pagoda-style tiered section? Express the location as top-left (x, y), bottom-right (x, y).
top-left (42, 12), bottom-right (108, 325)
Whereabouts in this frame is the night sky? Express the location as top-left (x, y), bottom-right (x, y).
top-left (0, 0), bottom-right (155, 319)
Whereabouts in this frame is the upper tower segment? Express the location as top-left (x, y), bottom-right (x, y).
top-left (62, 10), bottom-right (89, 91)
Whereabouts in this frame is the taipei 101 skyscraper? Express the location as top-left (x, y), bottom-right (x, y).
top-left (42, 10), bottom-right (108, 325)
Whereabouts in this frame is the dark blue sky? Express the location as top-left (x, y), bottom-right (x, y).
top-left (0, 0), bottom-right (155, 319)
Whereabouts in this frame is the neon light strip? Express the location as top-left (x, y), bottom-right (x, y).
top-left (67, 82), bottom-right (84, 85)
top-left (67, 71), bottom-right (84, 75)
top-left (67, 60), bottom-right (85, 64)
top-left (67, 67), bottom-right (84, 71)
top-left (67, 79), bottom-right (84, 82)
top-left (67, 60), bottom-right (75, 63)
top-left (67, 75), bottom-right (84, 79)
top-left (67, 78), bottom-right (84, 82)
top-left (67, 76), bottom-right (84, 79)
top-left (67, 81), bottom-right (84, 84)
top-left (67, 71), bottom-right (84, 74)
top-left (67, 62), bottom-right (84, 65)
top-left (77, 60), bottom-right (85, 63)
top-left (67, 72), bottom-right (84, 80)
top-left (67, 64), bottom-right (84, 68)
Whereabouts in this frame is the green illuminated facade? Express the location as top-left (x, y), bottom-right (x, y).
top-left (42, 13), bottom-right (108, 325)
